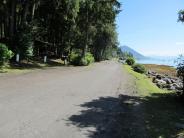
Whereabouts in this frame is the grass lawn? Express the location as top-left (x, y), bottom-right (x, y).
top-left (124, 65), bottom-right (184, 138)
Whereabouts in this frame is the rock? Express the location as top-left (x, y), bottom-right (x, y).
top-left (146, 70), bottom-right (183, 91)
top-left (154, 79), bottom-right (160, 83)
top-left (173, 83), bottom-right (179, 87)
top-left (178, 82), bottom-right (183, 87)
top-left (156, 80), bottom-right (167, 88)
top-left (172, 83), bottom-right (183, 91)
top-left (156, 74), bottom-right (162, 80)
top-left (171, 79), bottom-right (176, 83)
top-left (176, 86), bottom-right (183, 91)
top-left (163, 78), bottom-right (172, 84)
top-left (158, 80), bottom-right (167, 84)
top-left (167, 84), bottom-right (176, 91)
top-left (148, 70), bottom-right (152, 75)
top-left (165, 84), bottom-right (172, 89)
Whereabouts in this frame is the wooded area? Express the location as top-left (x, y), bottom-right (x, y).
top-left (0, 0), bottom-right (121, 64)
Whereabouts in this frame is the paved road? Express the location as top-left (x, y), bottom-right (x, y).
top-left (0, 61), bottom-right (129, 138)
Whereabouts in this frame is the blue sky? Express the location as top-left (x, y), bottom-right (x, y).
top-left (116, 0), bottom-right (184, 56)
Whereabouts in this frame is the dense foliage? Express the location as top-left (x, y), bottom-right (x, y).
top-left (0, 43), bottom-right (14, 65)
top-left (0, 0), bottom-right (121, 65)
top-left (126, 57), bottom-right (135, 66)
top-left (69, 51), bottom-right (94, 66)
top-left (178, 10), bottom-right (184, 22)
top-left (133, 64), bottom-right (146, 74)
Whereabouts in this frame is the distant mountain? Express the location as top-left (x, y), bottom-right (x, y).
top-left (120, 46), bottom-right (146, 59)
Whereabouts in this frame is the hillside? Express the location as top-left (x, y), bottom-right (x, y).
top-left (120, 46), bottom-right (146, 59)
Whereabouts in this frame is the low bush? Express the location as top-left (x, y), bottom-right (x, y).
top-left (70, 52), bottom-right (94, 66)
top-left (85, 53), bottom-right (95, 65)
top-left (126, 57), bottom-right (135, 65)
top-left (133, 64), bottom-right (146, 74)
top-left (70, 52), bottom-right (81, 66)
top-left (0, 43), bottom-right (14, 65)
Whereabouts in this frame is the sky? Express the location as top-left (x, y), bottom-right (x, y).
top-left (116, 0), bottom-right (184, 56)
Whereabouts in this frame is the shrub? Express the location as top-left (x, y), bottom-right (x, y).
top-left (70, 52), bottom-right (94, 66)
top-left (126, 57), bottom-right (135, 65)
top-left (79, 58), bottom-right (88, 66)
top-left (70, 52), bottom-right (81, 66)
top-left (85, 53), bottom-right (95, 65)
top-left (133, 64), bottom-right (146, 74)
top-left (0, 43), bottom-right (14, 65)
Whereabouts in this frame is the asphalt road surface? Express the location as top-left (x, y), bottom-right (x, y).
top-left (0, 61), bottom-right (131, 138)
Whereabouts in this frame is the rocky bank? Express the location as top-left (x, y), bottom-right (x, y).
top-left (147, 71), bottom-right (183, 92)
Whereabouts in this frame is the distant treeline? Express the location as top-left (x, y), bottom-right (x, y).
top-left (0, 0), bottom-right (121, 63)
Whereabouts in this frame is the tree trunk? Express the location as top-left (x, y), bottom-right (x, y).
top-left (9, 0), bottom-right (16, 38)
top-left (31, 1), bottom-right (36, 20)
top-left (21, 0), bottom-right (30, 25)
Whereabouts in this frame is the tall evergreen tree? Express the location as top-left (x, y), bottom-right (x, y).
top-left (0, 0), bottom-right (121, 63)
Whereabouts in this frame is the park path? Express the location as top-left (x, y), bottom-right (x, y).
top-left (0, 61), bottom-right (137, 138)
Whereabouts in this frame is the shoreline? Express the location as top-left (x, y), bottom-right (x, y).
top-left (143, 64), bottom-right (177, 77)
top-left (142, 64), bottom-right (182, 92)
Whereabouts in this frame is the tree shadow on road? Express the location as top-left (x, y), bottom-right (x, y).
top-left (68, 93), bottom-right (184, 138)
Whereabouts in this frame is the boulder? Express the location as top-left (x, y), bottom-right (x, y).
top-left (167, 84), bottom-right (176, 91)
top-left (153, 78), bottom-right (160, 83)
top-left (163, 78), bottom-right (172, 84)
top-left (156, 74), bottom-right (162, 80)
top-left (158, 79), bottom-right (167, 84)
top-left (147, 70), bottom-right (152, 75)
top-left (165, 84), bottom-right (172, 89)
top-left (173, 83), bottom-right (183, 91)
top-left (171, 79), bottom-right (176, 83)
top-left (156, 80), bottom-right (167, 88)
top-left (146, 70), bottom-right (183, 91)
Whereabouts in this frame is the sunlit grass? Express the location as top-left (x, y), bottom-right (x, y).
top-left (123, 64), bottom-right (184, 138)
top-left (124, 65), bottom-right (168, 96)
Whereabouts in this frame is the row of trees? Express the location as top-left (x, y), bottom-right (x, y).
top-left (0, 0), bottom-right (121, 63)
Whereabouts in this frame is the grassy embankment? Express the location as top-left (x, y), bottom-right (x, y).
top-left (124, 65), bottom-right (184, 138)
top-left (0, 59), bottom-right (65, 75)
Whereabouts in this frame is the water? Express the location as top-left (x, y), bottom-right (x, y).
top-left (137, 56), bottom-right (177, 67)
